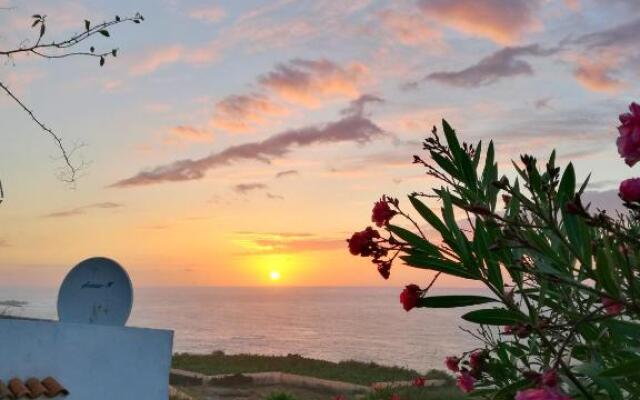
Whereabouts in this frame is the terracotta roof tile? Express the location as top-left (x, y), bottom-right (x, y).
top-left (41, 377), bottom-right (69, 397)
top-left (0, 377), bottom-right (68, 398)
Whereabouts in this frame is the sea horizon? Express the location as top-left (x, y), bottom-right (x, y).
top-left (0, 286), bottom-right (486, 372)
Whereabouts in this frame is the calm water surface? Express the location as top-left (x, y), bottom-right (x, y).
top-left (1, 286), bottom-right (483, 372)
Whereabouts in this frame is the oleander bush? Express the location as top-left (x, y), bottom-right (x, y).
top-left (348, 103), bottom-right (640, 399)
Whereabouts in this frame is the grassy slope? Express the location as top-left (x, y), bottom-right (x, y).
top-left (172, 351), bottom-right (454, 386)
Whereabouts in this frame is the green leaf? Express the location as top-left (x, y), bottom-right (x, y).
top-left (400, 254), bottom-right (479, 280)
top-left (419, 295), bottom-right (496, 308)
top-left (99, 29), bottom-right (110, 37)
top-left (596, 246), bottom-right (619, 297)
top-left (600, 359), bottom-right (640, 377)
top-left (408, 196), bottom-right (451, 240)
top-left (387, 225), bottom-right (439, 256)
top-left (557, 162), bottom-right (576, 207)
top-left (442, 119), bottom-right (476, 187)
top-left (462, 308), bottom-right (527, 325)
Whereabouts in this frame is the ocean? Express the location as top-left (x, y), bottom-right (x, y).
top-left (0, 286), bottom-right (484, 372)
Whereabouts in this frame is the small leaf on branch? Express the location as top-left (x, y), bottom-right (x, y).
top-left (99, 29), bottom-right (110, 37)
top-left (111, 49), bottom-right (118, 57)
top-left (32, 19), bottom-right (40, 28)
top-left (133, 19), bottom-right (141, 24)
top-left (115, 15), bottom-right (121, 22)
top-left (99, 56), bottom-right (105, 67)
top-left (90, 46), bottom-right (95, 53)
top-left (32, 14), bottom-right (42, 19)
top-left (85, 19), bottom-right (90, 31)
top-left (39, 24), bottom-right (45, 38)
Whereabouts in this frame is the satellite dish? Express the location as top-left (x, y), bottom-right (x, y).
top-left (57, 257), bottom-right (133, 326)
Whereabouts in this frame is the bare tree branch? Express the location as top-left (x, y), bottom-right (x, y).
top-left (0, 80), bottom-right (80, 182)
top-left (0, 12), bottom-right (144, 186)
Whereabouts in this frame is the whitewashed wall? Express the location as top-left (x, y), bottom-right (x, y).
top-left (0, 319), bottom-right (173, 399)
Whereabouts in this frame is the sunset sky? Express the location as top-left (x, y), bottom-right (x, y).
top-left (1, 0), bottom-right (638, 287)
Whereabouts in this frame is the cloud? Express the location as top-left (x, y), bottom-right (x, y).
top-left (111, 100), bottom-right (385, 187)
top-left (417, 0), bottom-right (541, 44)
top-left (0, 239), bottom-right (9, 248)
top-left (130, 46), bottom-right (184, 75)
top-left (234, 183), bottom-right (268, 194)
top-left (130, 44), bottom-right (219, 75)
top-left (377, 9), bottom-right (441, 47)
top-left (568, 19), bottom-right (639, 92)
top-left (573, 18), bottom-right (640, 49)
top-left (235, 231), bottom-right (314, 238)
top-left (234, 231), bottom-right (346, 255)
top-left (259, 59), bottom-right (368, 107)
top-left (211, 93), bottom-right (287, 133)
top-left (572, 57), bottom-right (622, 93)
top-left (425, 44), bottom-right (556, 87)
top-left (266, 192), bottom-right (284, 200)
top-left (534, 97), bottom-right (553, 110)
top-left (275, 169), bottom-right (298, 178)
top-left (340, 94), bottom-right (384, 116)
top-left (168, 126), bottom-right (213, 142)
top-left (583, 190), bottom-right (625, 215)
top-left (188, 6), bottom-right (226, 23)
top-left (43, 202), bottom-right (123, 218)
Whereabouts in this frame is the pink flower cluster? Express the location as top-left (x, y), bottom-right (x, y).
top-left (617, 102), bottom-right (640, 202)
top-left (515, 370), bottom-right (573, 400)
top-left (444, 350), bottom-right (489, 393)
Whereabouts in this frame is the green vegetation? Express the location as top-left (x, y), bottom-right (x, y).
top-left (172, 351), bottom-right (453, 386)
top-left (364, 386), bottom-right (467, 400)
top-left (264, 392), bottom-right (298, 400)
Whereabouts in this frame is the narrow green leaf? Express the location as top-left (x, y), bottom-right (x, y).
top-left (387, 225), bottom-right (439, 256)
top-left (462, 308), bottom-right (527, 325)
top-left (99, 29), bottom-right (110, 37)
top-left (419, 295), bottom-right (496, 308)
top-left (400, 254), bottom-right (479, 280)
top-left (600, 359), bottom-right (640, 377)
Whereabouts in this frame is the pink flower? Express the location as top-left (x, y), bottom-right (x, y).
top-left (541, 370), bottom-right (558, 387)
top-left (376, 261), bottom-right (391, 280)
top-left (445, 356), bottom-right (460, 372)
top-left (413, 376), bottom-right (426, 387)
top-left (469, 350), bottom-right (486, 370)
top-left (619, 178), bottom-right (640, 203)
top-left (347, 227), bottom-right (380, 256)
top-left (399, 284), bottom-right (422, 311)
top-left (515, 387), bottom-right (573, 400)
top-left (602, 296), bottom-right (624, 316)
top-left (617, 102), bottom-right (640, 166)
top-left (456, 372), bottom-right (475, 393)
top-left (372, 199), bottom-right (396, 227)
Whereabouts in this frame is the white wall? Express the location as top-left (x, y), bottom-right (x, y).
top-left (0, 319), bottom-right (173, 400)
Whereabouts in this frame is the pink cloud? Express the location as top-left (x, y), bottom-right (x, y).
top-left (168, 126), bottom-right (213, 142)
top-left (417, 0), bottom-right (541, 44)
top-left (210, 93), bottom-right (287, 133)
top-left (573, 57), bottom-right (621, 93)
top-left (259, 59), bottom-right (368, 107)
top-left (111, 98), bottom-right (385, 187)
top-left (130, 46), bottom-right (183, 75)
top-left (188, 6), bottom-right (226, 23)
top-left (378, 9), bottom-right (441, 47)
top-left (129, 44), bottom-right (219, 75)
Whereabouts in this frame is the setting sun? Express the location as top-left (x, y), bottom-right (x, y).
top-left (269, 271), bottom-right (281, 281)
